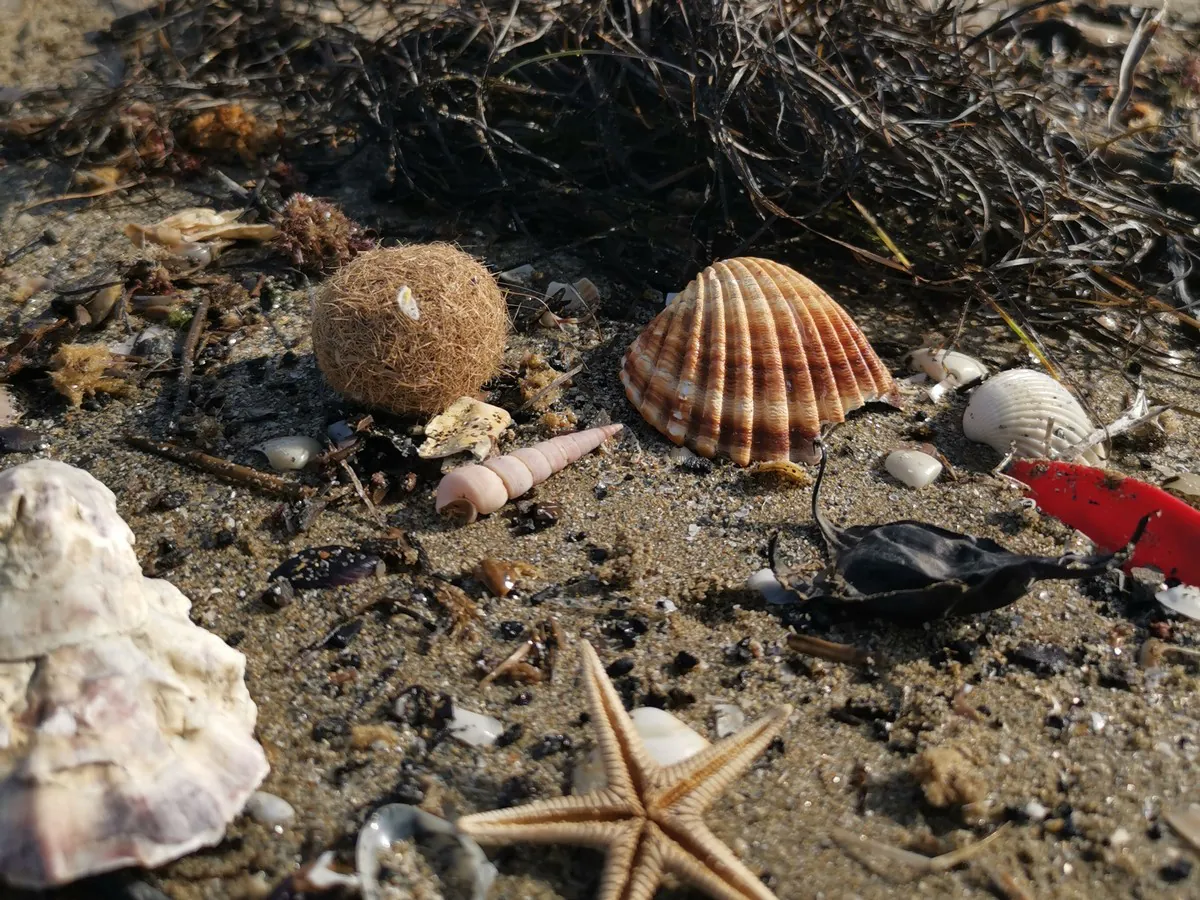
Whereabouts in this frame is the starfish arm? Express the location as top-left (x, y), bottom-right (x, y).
top-left (650, 704), bottom-right (792, 817)
top-left (595, 820), bottom-right (659, 900)
top-left (657, 818), bottom-right (782, 900)
top-left (455, 789), bottom-right (640, 847)
top-left (580, 641), bottom-right (657, 802)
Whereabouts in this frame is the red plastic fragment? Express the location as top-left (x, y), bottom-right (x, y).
top-left (1006, 459), bottom-right (1200, 585)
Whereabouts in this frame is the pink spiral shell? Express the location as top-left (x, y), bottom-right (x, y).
top-left (434, 424), bottom-right (624, 523)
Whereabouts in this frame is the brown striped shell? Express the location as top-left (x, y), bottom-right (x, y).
top-left (620, 258), bottom-right (900, 466)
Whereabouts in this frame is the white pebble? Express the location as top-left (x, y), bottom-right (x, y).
top-left (713, 703), bottom-right (746, 738)
top-left (1156, 583), bottom-right (1200, 621)
top-left (885, 449), bottom-right (943, 489)
top-left (686, 523), bottom-right (701, 541)
top-left (1024, 800), bottom-right (1049, 822)
top-left (1110, 827), bottom-right (1132, 847)
top-left (245, 791), bottom-right (295, 826)
top-left (1090, 711), bottom-right (1107, 733)
top-left (498, 264), bottom-right (534, 286)
top-left (448, 706), bottom-right (504, 748)
top-left (255, 436), bottom-right (322, 471)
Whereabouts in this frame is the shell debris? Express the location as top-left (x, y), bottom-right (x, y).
top-left (620, 257), bottom-right (900, 466)
top-left (418, 396), bottom-right (512, 461)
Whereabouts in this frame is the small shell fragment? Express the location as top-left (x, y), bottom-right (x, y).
top-left (1156, 584), bottom-right (1200, 621)
top-left (713, 703), bottom-right (746, 739)
top-left (962, 369), bottom-right (1106, 466)
top-left (907, 348), bottom-right (988, 386)
top-left (394, 285), bottom-right (419, 320)
top-left (245, 791), bottom-right (296, 826)
top-left (885, 449), bottom-right (943, 489)
top-left (268, 545), bottom-right (383, 590)
top-left (255, 435), bottom-right (322, 471)
top-left (448, 706), bottom-right (505, 747)
top-left (621, 257), bottom-right (900, 466)
top-left (418, 396), bottom-right (512, 461)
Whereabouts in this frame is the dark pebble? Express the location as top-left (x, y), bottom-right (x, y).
top-left (512, 691), bottom-right (533, 706)
top-left (261, 577), bottom-right (295, 609)
top-left (666, 687), bottom-right (696, 709)
top-left (1010, 642), bottom-right (1071, 676)
top-left (677, 455), bottom-right (714, 474)
top-left (496, 723), bottom-right (524, 747)
top-left (531, 733), bottom-right (573, 760)
top-left (213, 528), bottom-right (237, 548)
top-left (498, 620), bottom-right (526, 641)
top-left (496, 775), bottom-right (537, 808)
top-left (311, 717), bottom-right (349, 742)
top-left (152, 490), bottom-right (188, 511)
top-left (0, 425), bottom-right (44, 453)
top-left (588, 547), bottom-right (609, 563)
top-left (322, 618), bottom-right (365, 650)
top-left (673, 650), bottom-right (700, 674)
top-left (1160, 859), bottom-right (1192, 883)
top-left (606, 657), bottom-right (635, 677)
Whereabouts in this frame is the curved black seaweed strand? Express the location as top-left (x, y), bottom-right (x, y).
top-left (797, 443), bottom-right (1151, 623)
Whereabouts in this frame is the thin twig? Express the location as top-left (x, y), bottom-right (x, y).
top-left (172, 295), bottom-right (210, 426)
top-left (125, 434), bottom-right (314, 500)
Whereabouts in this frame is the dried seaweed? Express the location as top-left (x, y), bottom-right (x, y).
top-left (7, 0), bottom-right (1200, 346)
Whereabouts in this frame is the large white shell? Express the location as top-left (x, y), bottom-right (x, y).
top-left (962, 369), bottom-right (1107, 466)
top-left (0, 460), bottom-right (268, 890)
top-left (572, 707), bottom-right (710, 793)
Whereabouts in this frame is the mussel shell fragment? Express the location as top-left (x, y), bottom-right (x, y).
top-left (269, 545), bottom-right (383, 590)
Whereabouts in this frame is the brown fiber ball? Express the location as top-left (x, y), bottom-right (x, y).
top-left (311, 244), bottom-right (509, 415)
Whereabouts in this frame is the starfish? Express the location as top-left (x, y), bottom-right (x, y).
top-left (455, 640), bottom-right (793, 900)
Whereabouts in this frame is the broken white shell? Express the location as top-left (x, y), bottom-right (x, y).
top-left (907, 348), bottom-right (988, 386)
top-left (255, 435), bottom-right (322, 471)
top-left (0, 460), bottom-right (268, 890)
top-left (1156, 584), bottom-right (1200, 621)
top-left (962, 369), bottom-right (1107, 466)
top-left (885, 449), bottom-right (943, 489)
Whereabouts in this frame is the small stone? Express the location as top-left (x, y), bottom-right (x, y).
top-left (244, 791), bottom-right (295, 826)
top-left (1160, 859), bottom-right (1192, 883)
top-left (1024, 800), bottom-right (1049, 822)
top-left (885, 449), bottom-right (943, 489)
top-left (673, 650), bottom-right (699, 674)
top-left (606, 657), bottom-right (635, 677)
top-left (0, 425), bottom-right (45, 454)
top-left (254, 436), bottom-right (322, 471)
top-left (261, 577), bottom-right (295, 609)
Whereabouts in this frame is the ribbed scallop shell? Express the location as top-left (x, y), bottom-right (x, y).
top-left (962, 368), bottom-right (1107, 466)
top-left (620, 258), bottom-right (900, 465)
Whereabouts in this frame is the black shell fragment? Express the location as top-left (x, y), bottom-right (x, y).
top-left (269, 544), bottom-right (383, 590)
top-left (775, 445), bottom-right (1149, 623)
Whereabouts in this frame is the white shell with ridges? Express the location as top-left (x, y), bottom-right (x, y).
top-left (962, 369), bottom-right (1106, 466)
top-left (0, 460), bottom-right (268, 890)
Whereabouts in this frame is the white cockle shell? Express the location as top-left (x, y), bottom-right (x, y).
top-left (0, 460), bottom-right (269, 890)
top-left (962, 369), bottom-right (1107, 466)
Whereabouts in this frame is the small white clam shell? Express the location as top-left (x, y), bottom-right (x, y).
top-left (885, 449), bottom-right (943, 489)
top-left (908, 348), bottom-right (988, 385)
top-left (245, 791), bottom-right (296, 826)
top-left (962, 369), bottom-right (1106, 466)
top-left (255, 436), bottom-right (322, 471)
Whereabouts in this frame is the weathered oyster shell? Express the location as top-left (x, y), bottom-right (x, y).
top-left (0, 460), bottom-right (268, 890)
top-left (962, 368), bottom-right (1106, 466)
top-left (620, 257), bottom-right (900, 465)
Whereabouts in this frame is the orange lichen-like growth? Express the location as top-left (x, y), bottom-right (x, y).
top-left (311, 244), bottom-right (509, 416)
top-left (621, 257), bottom-right (900, 466)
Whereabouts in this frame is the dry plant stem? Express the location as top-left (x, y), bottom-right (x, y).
top-left (786, 633), bottom-right (874, 667)
top-left (831, 823), bottom-right (1011, 878)
top-left (124, 435), bottom-right (314, 501)
top-left (172, 295), bottom-right (210, 425)
top-left (338, 458), bottom-right (384, 526)
top-left (518, 363), bottom-right (583, 412)
top-left (17, 181), bottom-right (139, 213)
top-left (480, 639), bottom-right (534, 686)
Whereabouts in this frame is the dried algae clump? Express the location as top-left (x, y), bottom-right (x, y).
top-left (912, 747), bottom-right (986, 808)
top-left (312, 244), bottom-right (509, 416)
top-left (50, 345), bottom-right (134, 408)
top-left (273, 194), bottom-right (372, 274)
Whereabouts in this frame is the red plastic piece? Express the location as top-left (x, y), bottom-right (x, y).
top-left (1006, 459), bottom-right (1200, 585)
